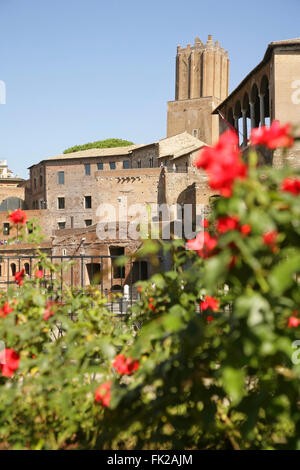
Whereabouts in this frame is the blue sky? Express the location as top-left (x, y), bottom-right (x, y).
top-left (0, 0), bottom-right (299, 178)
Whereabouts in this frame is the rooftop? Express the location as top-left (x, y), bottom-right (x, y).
top-left (158, 132), bottom-right (207, 160)
top-left (29, 144), bottom-right (144, 167)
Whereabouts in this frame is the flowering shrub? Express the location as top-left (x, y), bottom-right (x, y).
top-left (94, 124), bottom-right (300, 450)
top-left (1, 123), bottom-right (300, 449)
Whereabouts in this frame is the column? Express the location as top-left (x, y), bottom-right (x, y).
top-left (242, 109), bottom-right (247, 147)
top-left (249, 102), bottom-right (255, 129)
top-left (233, 115), bottom-right (239, 136)
top-left (259, 94), bottom-right (265, 127)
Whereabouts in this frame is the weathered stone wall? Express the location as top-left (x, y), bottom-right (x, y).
top-left (167, 96), bottom-right (221, 144)
top-left (273, 49), bottom-right (300, 168)
top-left (131, 145), bottom-right (158, 168)
top-left (94, 168), bottom-right (164, 222)
top-left (0, 183), bottom-right (25, 209)
top-left (0, 210), bottom-right (53, 242)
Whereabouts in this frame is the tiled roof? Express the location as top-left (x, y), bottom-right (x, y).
top-left (43, 145), bottom-right (142, 161)
top-left (158, 132), bottom-right (206, 159)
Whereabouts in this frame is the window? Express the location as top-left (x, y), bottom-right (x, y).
top-left (34, 178), bottom-right (37, 190)
top-left (58, 197), bottom-right (65, 210)
top-left (84, 163), bottom-right (91, 175)
top-left (97, 162), bottom-right (103, 171)
top-left (193, 129), bottom-right (198, 138)
top-left (132, 261), bottom-right (148, 282)
top-left (109, 162), bottom-right (116, 170)
top-left (24, 263), bottom-right (30, 275)
top-left (123, 160), bottom-right (130, 169)
top-left (85, 219), bottom-right (92, 227)
top-left (3, 223), bottom-right (10, 235)
top-left (40, 175), bottom-right (43, 186)
top-left (85, 196), bottom-right (92, 209)
top-left (110, 247), bottom-right (125, 279)
top-left (137, 160), bottom-right (141, 168)
top-left (58, 171), bottom-right (64, 184)
top-left (149, 157), bottom-right (153, 168)
top-left (86, 263), bottom-right (101, 285)
top-left (58, 221), bottom-right (66, 230)
top-left (11, 263), bottom-right (16, 276)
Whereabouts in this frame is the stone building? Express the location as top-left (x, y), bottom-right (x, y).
top-left (213, 38), bottom-right (300, 167)
top-left (167, 35), bottom-right (229, 144)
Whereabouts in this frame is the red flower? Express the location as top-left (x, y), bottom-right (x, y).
top-left (217, 216), bottom-right (239, 233)
top-left (251, 121), bottom-right (294, 149)
top-left (35, 270), bottom-right (43, 279)
top-left (206, 315), bottom-right (214, 323)
top-left (195, 130), bottom-right (247, 197)
top-left (187, 231), bottom-right (217, 258)
top-left (137, 286), bottom-right (143, 293)
top-left (14, 269), bottom-right (25, 286)
top-left (288, 314), bottom-right (300, 328)
top-left (200, 296), bottom-right (220, 312)
top-left (94, 381), bottom-right (111, 407)
top-left (9, 209), bottom-right (27, 225)
top-left (43, 300), bottom-right (56, 320)
top-left (240, 224), bottom-right (251, 236)
top-left (0, 348), bottom-right (20, 377)
top-left (263, 230), bottom-right (278, 246)
top-left (0, 302), bottom-right (14, 318)
top-left (149, 303), bottom-right (156, 311)
top-left (112, 354), bottom-right (139, 375)
top-left (281, 177), bottom-right (300, 196)
top-left (202, 219), bottom-right (209, 228)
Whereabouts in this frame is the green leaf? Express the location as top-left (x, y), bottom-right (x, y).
top-left (222, 367), bottom-right (245, 405)
top-left (269, 251), bottom-right (300, 295)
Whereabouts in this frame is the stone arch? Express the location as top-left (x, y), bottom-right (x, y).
top-left (260, 75), bottom-right (270, 124)
top-left (0, 197), bottom-right (27, 212)
top-left (250, 83), bottom-right (260, 128)
top-left (233, 100), bottom-right (242, 145)
top-left (24, 262), bottom-right (30, 275)
top-left (242, 92), bottom-right (251, 146)
top-left (227, 108), bottom-right (234, 126)
top-left (10, 263), bottom-right (16, 276)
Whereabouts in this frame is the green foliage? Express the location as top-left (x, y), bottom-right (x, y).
top-left (63, 138), bottom-right (134, 154)
top-left (96, 164), bottom-right (300, 450)
top-left (1, 147), bottom-right (300, 449)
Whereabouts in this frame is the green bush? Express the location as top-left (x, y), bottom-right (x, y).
top-left (63, 138), bottom-right (134, 154)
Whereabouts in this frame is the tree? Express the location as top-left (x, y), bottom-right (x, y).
top-left (63, 138), bottom-right (134, 154)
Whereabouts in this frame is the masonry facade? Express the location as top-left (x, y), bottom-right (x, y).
top-left (167, 35), bottom-right (229, 144)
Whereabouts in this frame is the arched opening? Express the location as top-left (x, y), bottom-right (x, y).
top-left (0, 197), bottom-right (27, 212)
top-left (242, 93), bottom-right (250, 147)
top-left (234, 101), bottom-right (242, 146)
top-left (24, 263), bottom-right (30, 275)
top-left (227, 108), bottom-right (234, 127)
top-left (250, 83), bottom-right (260, 128)
top-left (260, 75), bottom-right (270, 127)
top-left (11, 263), bottom-right (16, 276)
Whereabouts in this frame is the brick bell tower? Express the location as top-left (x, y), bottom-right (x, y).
top-left (167, 35), bottom-right (229, 145)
